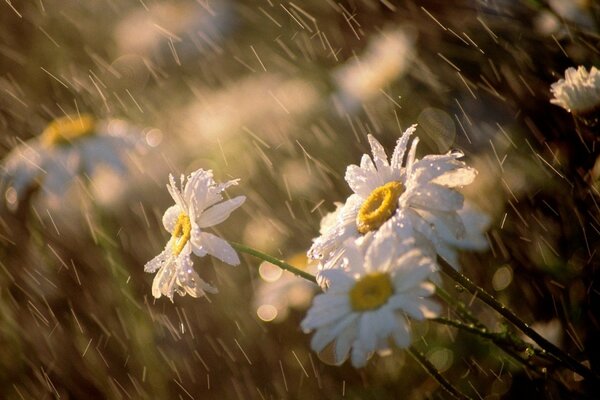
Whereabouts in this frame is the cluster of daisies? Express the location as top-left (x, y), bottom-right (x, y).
top-left (1, 64), bottom-right (598, 369)
top-left (301, 126), bottom-right (482, 367)
top-left (142, 123), bottom-right (483, 367)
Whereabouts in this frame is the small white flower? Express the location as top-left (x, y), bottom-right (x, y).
top-left (144, 169), bottom-right (245, 300)
top-left (0, 115), bottom-right (142, 209)
top-left (301, 239), bottom-right (439, 368)
top-left (308, 125), bottom-right (478, 269)
top-left (550, 66), bottom-right (600, 116)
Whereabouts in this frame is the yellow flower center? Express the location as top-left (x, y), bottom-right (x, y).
top-left (171, 213), bottom-right (192, 256)
top-left (356, 181), bottom-right (403, 234)
top-left (349, 272), bottom-right (393, 311)
top-left (41, 114), bottom-right (96, 147)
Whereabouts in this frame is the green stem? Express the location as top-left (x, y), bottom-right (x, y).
top-left (431, 318), bottom-right (588, 397)
top-left (408, 346), bottom-right (473, 400)
top-left (437, 257), bottom-right (598, 382)
top-left (435, 285), bottom-right (485, 329)
top-left (230, 242), bottom-right (318, 283)
top-left (431, 317), bottom-right (549, 360)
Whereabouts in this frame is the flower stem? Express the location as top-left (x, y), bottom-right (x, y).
top-left (230, 242), bottom-right (318, 283)
top-left (431, 317), bottom-right (549, 360)
top-left (437, 257), bottom-right (598, 382)
top-left (434, 285), bottom-right (485, 329)
top-left (408, 346), bottom-right (473, 400)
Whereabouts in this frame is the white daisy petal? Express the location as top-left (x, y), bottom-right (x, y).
top-left (197, 195), bottom-right (246, 228)
top-left (409, 183), bottom-right (464, 212)
top-left (367, 134), bottom-right (390, 170)
top-left (162, 204), bottom-right (182, 232)
top-left (345, 164), bottom-right (375, 198)
top-left (432, 166), bottom-right (477, 188)
top-left (193, 231), bottom-right (240, 265)
top-left (390, 124), bottom-right (417, 169)
top-left (392, 315), bottom-right (411, 348)
top-left (350, 342), bottom-right (370, 368)
top-left (333, 324), bottom-right (356, 365)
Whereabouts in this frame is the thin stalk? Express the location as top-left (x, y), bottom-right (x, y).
top-left (431, 317), bottom-right (551, 360)
top-left (230, 242), bottom-right (318, 283)
top-left (438, 257), bottom-right (598, 382)
top-left (408, 346), bottom-right (473, 400)
top-left (435, 285), bottom-right (485, 329)
top-left (432, 318), bottom-right (590, 398)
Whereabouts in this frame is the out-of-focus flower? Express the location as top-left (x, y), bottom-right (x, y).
top-left (0, 115), bottom-right (143, 209)
top-left (144, 169), bottom-right (245, 300)
top-left (253, 253), bottom-right (318, 323)
top-left (301, 239), bottom-right (439, 368)
top-left (548, 0), bottom-right (596, 30)
top-left (550, 66), bottom-right (600, 117)
top-left (308, 125), bottom-right (479, 269)
top-left (114, 1), bottom-right (233, 63)
top-left (182, 74), bottom-right (319, 145)
top-left (333, 28), bottom-right (414, 109)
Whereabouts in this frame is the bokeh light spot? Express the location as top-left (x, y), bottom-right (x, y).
top-left (492, 266), bottom-right (513, 291)
top-left (259, 262), bottom-right (283, 282)
top-left (256, 304), bottom-right (278, 322)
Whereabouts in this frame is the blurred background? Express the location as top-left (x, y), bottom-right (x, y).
top-left (1, 0), bottom-right (599, 398)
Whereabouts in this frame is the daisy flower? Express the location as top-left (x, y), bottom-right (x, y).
top-left (301, 239), bottom-right (440, 368)
top-left (308, 125), bottom-right (478, 269)
top-left (550, 66), bottom-right (600, 117)
top-left (0, 114), bottom-right (142, 209)
top-left (144, 169), bottom-right (245, 300)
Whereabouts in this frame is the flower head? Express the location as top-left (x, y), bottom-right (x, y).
top-left (1, 115), bottom-right (142, 209)
top-left (144, 169), bottom-right (245, 300)
top-left (308, 125), bottom-right (478, 270)
top-left (301, 239), bottom-right (439, 368)
top-left (550, 66), bottom-right (600, 116)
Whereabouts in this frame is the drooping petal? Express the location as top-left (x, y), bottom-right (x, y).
top-left (196, 195), bottom-right (246, 228)
top-left (307, 313), bottom-right (357, 352)
top-left (177, 263), bottom-right (218, 297)
top-left (192, 231), bottom-right (240, 265)
top-left (391, 315), bottom-right (411, 348)
top-left (144, 242), bottom-right (172, 273)
top-left (151, 261), bottom-right (177, 300)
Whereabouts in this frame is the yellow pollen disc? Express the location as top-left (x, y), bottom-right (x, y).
top-left (171, 212), bottom-right (192, 256)
top-left (349, 272), bottom-right (393, 311)
top-left (356, 181), bottom-right (403, 234)
top-left (41, 114), bottom-right (96, 147)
